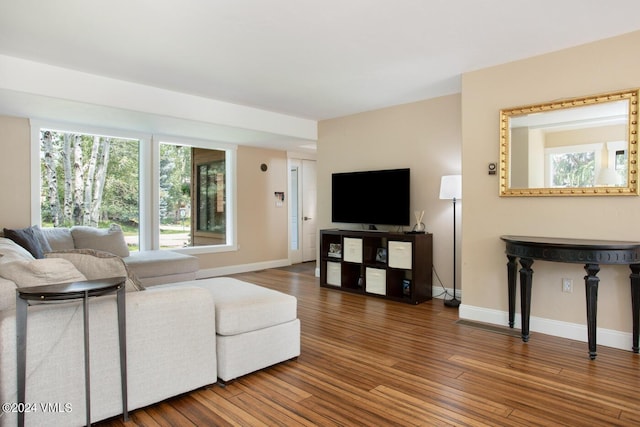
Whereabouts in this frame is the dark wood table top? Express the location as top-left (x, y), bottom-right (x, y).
top-left (17, 276), bottom-right (126, 301)
top-left (500, 235), bottom-right (640, 249)
top-left (500, 235), bottom-right (640, 265)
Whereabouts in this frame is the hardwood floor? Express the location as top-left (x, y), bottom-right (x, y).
top-left (98, 265), bottom-right (640, 426)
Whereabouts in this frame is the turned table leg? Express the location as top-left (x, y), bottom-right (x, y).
top-left (584, 263), bottom-right (600, 360)
top-left (630, 264), bottom-right (640, 354)
top-left (519, 258), bottom-right (534, 342)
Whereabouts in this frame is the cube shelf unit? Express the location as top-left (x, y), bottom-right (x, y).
top-left (319, 229), bottom-right (433, 304)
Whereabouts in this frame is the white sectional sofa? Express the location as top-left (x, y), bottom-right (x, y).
top-left (39, 225), bottom-right (200, 286)
top-left (0, 227), bottom-right (301, 426)
top-left (0, 236), bottom-right (217, 426)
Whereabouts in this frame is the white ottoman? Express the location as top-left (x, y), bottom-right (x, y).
top-left (170, 277), bottom-right (300, 382)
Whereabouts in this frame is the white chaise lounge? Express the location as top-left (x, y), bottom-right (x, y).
top-left (157, 277), bottom-right (301, 382)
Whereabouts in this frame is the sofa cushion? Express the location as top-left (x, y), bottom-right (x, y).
top-left (0, 277), bottom-right (16, 311)
top-left (189, 277), bottom-right (298, 336)
top-left (71, 224), bottom-right (130, 257)
top-left (40, 227), bottom-right (75, 251)
top-left (0, 237), bottom-right (36, 263)
top-left (3, 226), bottom-right (45, 259)
top-left (124, 250), bottom-right (199, 280)
top-left (0, 258), bottom-right (87, 288)
top-left (46, 249), bottom-right (144, 292)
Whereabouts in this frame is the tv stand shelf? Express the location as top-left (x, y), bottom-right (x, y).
top-left (320, 229), bottom-right (432, 304)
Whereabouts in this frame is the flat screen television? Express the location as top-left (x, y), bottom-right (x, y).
top-left (331, 168), bottom-right (410, 226)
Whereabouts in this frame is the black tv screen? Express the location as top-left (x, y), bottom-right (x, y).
top-left (332, 168), bottom-right (410, 226)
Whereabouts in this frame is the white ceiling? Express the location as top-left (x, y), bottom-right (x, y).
top-left (2, 0), bottom-right (640, 149)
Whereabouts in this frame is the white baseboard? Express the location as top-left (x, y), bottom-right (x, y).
top-left (459, 304), bottom-right (634, 352)
top-left (196, 259), bottom-right (290, 278)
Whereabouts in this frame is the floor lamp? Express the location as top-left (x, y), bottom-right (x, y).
top-left (439, 175), bottom-right (461, 308)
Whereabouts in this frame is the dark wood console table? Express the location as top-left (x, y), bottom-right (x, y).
top-left (500, 235), bottom-right (640, 359)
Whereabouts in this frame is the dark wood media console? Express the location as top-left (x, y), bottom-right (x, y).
top-left (320, 229), bottom-right (433, 304)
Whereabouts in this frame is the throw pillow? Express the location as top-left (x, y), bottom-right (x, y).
top-left (71, 224), bottom-right (130, 257)
top-left (40, 227), bottom-right (75, 251)
top-left (32, 225), bottom-right (53, 253)
top-left (45, 249), bottom-right (144, 292)
top-left (0, 258), bottom-right (87, 288)
top-left (0, 237), bottom-right (35, 263)
top-left (3, 226), bottom-right (45, 259)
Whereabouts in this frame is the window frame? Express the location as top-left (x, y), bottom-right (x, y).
top-left (154, 135), bottom-right (237, 254)
top-left (30, 120), bottom-right (237, 254)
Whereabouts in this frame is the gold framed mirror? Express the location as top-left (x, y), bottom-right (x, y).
top-left (499, 88), bottom-right (639, 196)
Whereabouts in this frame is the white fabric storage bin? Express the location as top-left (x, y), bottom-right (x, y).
top-left (388, 241), bottom-right (412, 269)
top-left (365, 267), bottom-right (386, 295)
top-left (343, 237), bottom-right (363, 263)
top-left (327, 261), bottom-right (341, 286)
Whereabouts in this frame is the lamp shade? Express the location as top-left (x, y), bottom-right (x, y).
top-left (439, 175), bottom-right (462, 200)
top-left (595, 168), bottom-right (620, 186)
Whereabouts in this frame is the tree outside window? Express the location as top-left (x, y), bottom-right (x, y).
top-left (40, 130), bottom-right (140, 249)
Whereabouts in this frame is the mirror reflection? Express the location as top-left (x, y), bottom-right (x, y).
top-left (499, 89), bottom-right (639, 196)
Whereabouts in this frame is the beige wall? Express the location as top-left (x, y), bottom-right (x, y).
top-left (0, 116), bottom-right (31, 228)
top-left (461, 30), bottom-right (640, 337)
top-left (197, 145), bottom-right (289, 269)
top-left (0, 116), bottom-right (289, 271)
top-left (317, 94), bottom-right (462, 292)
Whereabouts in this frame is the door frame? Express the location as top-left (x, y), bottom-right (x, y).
top-left (287, 153), bottom-right (316, 267)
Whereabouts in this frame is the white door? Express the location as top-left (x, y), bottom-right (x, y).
top-left (289, 159), bottom-right (316, 263)
top-left (301, 159), bottom-right (317, 262)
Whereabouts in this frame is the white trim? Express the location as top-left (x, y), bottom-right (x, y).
top-left (140, 138), bottom-right (153, 251)
top-left (459, 304), bottom-right (635, 352)
top-left (288, 159), bottom-right (302, 264)
top-left (196, 259), bottom-right (290, 278)
top-left (155, 133), bottom-right (238, 151)
top-left (29, 121), bottom-right (41, 226)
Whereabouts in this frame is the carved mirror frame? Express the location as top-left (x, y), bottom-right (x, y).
top-left (499, 88), bottom-right (639, 196)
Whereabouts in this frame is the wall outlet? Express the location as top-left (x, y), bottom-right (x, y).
top-left (562, 278), bottom-right (573, 293)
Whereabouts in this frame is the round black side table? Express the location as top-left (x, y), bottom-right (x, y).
top-left (16, 277), bottom-right (128, 427)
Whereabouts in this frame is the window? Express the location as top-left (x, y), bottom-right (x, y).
top-left (545, 143), bottom-right (602, 188)
top-left (158, 142), bottom-right (231, 248)
top-left (197, 159), bottom-right (226, 233)
top-left (608, 141), bottom-right (628, 186)
top-left (32, 122), bottom-right (237, 254)
top-left (38, 127), bottom-right (141, 250)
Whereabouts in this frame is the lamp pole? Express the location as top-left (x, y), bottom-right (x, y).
top-left (444, 196), bottom-right (460, 308)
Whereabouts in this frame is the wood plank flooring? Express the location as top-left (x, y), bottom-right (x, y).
top-left (98, 264), bottom-right (640, 426)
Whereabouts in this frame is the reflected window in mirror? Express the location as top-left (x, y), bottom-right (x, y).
top-left (499, 88), bottom-right (639, 196)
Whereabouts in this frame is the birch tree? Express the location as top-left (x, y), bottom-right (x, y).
top-left (62, 134), bottom-right (73, 223)
top-left (72, 134), bottom-right (84, 224)
top-left (40, 130), bottom-right (138, 228)
top-left (42, 131), bottom-right (61, 226)
top-left (83, 135), bottom-right (100, 224)
top-left (90, 138), bottom-right (110, 226)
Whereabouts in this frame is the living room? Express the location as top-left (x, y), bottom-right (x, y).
top-left (2, 2), bottom-right (640, 425)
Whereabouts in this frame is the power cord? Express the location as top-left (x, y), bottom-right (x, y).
top-left (432, 265), bottom-right (453, 299)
